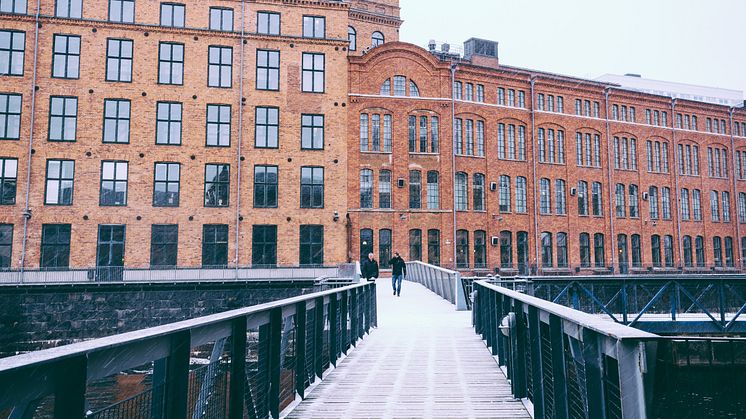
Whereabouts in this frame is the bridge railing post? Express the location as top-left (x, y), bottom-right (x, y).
top-left (528, 305), bottom-right (545, 418)
top-left (313, 297), bottom-right (324, 380)
top-left (53, 355), bottom-right (87, 419)
top-left (268, 308), bottom-right (282, 419)
top-left (329, 294), bottom-right (339, 367)
top-left (549, 314), bottom-right (569, 419)
top-left (294, 302), bottom-right (307, 400)
top-left (228, 316), bottom-right (247, 419)
top-left (164, 330), bottom-right (191, 419)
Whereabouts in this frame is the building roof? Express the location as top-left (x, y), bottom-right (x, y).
top-left (595, 73), bottom-right (744, 107)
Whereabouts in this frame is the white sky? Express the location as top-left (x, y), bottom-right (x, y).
top-left (399, 0), bottom-right (746, 98)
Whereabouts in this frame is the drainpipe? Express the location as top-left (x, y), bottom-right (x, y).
top-left (19, 0), bottom-right (42, 281)
top-left (450, 63), bottom-right (457, 270)
top-left (728, 107), bottom-right (741, 267)
top-left (670, 99), bottom-right (684, 267)
top-left (234, 0), bottom-right (246, 277)
top-left (603, 87), bottom-right (616, 270)
top-left (529, 76), bottom-right (539, 274)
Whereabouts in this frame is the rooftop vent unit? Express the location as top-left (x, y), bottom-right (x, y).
top-left (441, 43), bottom-right (450, 53)
top-left (463, 38), bottom-right (499, 68)
top-left (625, 73), bottom-right (642, 78)
top-left (428, 39), bottom-right (436, 52)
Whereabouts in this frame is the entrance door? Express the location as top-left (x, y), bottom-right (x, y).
top-left (97, 225), bottom-right (125, 281)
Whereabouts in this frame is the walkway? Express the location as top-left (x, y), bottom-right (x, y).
top-left (285, 280), bottom-right (530, 418)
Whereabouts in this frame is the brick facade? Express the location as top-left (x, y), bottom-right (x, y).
top-left (1, 0), bottom-right (745, 275)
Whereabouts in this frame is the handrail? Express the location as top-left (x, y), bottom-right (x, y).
top-left (404, 261), bottom-right (469, 310)
top-left (0, 281), bottom-right (377, 418)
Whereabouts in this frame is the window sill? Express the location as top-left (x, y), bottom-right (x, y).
top-left (409, 152), bottom-right (439, 156)
top-left (455, 154), bottom-right (486, 159)
top-left (361, 151), bottom-right (392, 155)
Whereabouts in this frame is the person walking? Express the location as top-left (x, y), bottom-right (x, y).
top-left (390, 251), bottom-right (406, 296)
top-left (361, 253), bottom-right (379, 281)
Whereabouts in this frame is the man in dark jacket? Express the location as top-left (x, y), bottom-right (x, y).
top-left (362, 253), bottom-right (379, 281)
top-left (390, 251), bottom-right (406, 296)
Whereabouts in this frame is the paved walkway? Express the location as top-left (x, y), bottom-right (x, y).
top-left (285, 280), bottom-right (530, 418)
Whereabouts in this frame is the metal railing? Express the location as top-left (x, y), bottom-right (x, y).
top-left (0, 281), bottom-right (377, 419)
top-left (482, 262), bottom-right (746, 277)
top-left (404, 261), bottom-right (470, 310)
top-left (0, 265), bottom-right (346, 285)
top-left (492, 275), bottom-right (746, 334)
top-left (474, 280), bottom-right (658, 419)
top-left (473, 280), bottom-right (746, 418)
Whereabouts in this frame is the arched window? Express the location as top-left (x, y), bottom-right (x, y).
top-left (594, 233), bottom-right (605, 267)
top-left (618, 234), bottom-right (629, 273)
top-left (651, 235), bottom-right (661, 267)
top-left (683, 236), bottom-right (692, 267)
top-left (379, 170), bottom-right (391, 209)
top-left (517, 231), bottom-right (529, 274)
top-left (348, 26), bottom-right (357, 51)
top-left (557, 232), bottom-right (568, 268)
top-left (474, 231), bottom-right (486, 269)
top-left (409, 229), bottom-right (422, 261)
top-left (428, 229), bottom-right (440, 266)
top-left (579, 233), bottom-right (591, 268)
top-left (360, 228), bottom-right (373, 262)
top-left (393, 75), bottom-right (406, 96)
top-left (499, 175), bottom-right (511, 213)
top-left (713, 236), bottom-right (723, 267)
top-left (541, 232), bottom-right (553, 268)
top-left (427, 171), bottom-right (439, 209)
top-left (456, 230), bottom-right (469, 268)
top-left (359, 169), bottom-right (373, 208)
top-left (695, 236), bottom-right (705, 267)
top-left (473, 173), bottom-right (485, 211)
top-left (500, 231), bottom-right (512, 268)
top-left (409, 80), bottom-right (420, 97)
top-left (455, 172), bottom-right (468, 211)
top-left (379, 229), bottom-right (392, 268)
top-left (380, 78), bottom-right (391, 95)
top-left (372, 31), bottom-right (384, 47)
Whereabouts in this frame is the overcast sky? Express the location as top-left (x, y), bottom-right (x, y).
top-left (399, 0), bottom-right (746, 98)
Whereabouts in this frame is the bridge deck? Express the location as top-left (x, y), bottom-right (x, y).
top-left (285, 280), bottom-right (530, 418)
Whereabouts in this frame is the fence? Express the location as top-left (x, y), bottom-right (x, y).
top-left (404, 261), bottom-right (470, 310)
top-left (0, 265), bottom-right (346, 285)
top-left (0, 281), bottom-right (376, 419)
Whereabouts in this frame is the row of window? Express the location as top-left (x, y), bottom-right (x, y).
top-left (537, 94), bottom-right (563, 113)
top-left (0, 93), bottom-right (327, 149)
top-left (1, 31), bottom-right (327, 93)
top-left (454, 119), bottom-right (484, 157)
top-left (359, 169), bottom-right (440, 210)
top-left (645, 109), bottom-right (669, 127)
top-left (347, 27), bottom-right (384, 52)
top-left (0, 158), bottom-right (325, 208)
top-left (360, 228), bottom-right (442, 269)
top-left (453, 82), bottom-right (485, 103)
top-left (0, 223), bottom-right (325, 269)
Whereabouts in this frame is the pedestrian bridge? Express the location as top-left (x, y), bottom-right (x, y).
top-left (0, 262), bottom-right (745, 418)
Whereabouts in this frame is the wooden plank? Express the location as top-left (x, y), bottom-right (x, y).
top-left (284, 282), bottom-right (530, 418)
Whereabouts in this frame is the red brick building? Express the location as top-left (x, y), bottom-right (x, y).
top-left (0, 0), bottom-right (744, 275)
top-left (348, 39), bottom-right (746, 275)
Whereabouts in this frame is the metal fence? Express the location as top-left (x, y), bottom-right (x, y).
top-left (0, 281), bottom-right (377, 419)
top-left (490, 275), bottom-right (746, 334)
top-left (0, 265), bottom-right (346, 285)
top-left (474, 280), bottom-right (658, 419)
top-left (404, 261), bottom-right (470, 310)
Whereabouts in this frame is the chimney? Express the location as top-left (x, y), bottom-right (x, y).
top-left (463, 38), bottom-right (498, 68)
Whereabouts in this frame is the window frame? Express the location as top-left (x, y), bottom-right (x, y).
top-left (301, 52), bottom-right (324, 93)
top-left (0, 93), bottom-right (22, 140)
top-left (40, 223), bottom-right (71, 269)
top-left (44, 159), bottom-right (75, 206)
top-left (256, 11), bottom-right (280, 35)
top-left (207, 45), bottom-right (233, 88)
top-left (254, 106), bottom-right (279, 148)
top-left (157, 42), bottom-right (184, 85)
top-left (0, 30), bottom-right (25, 76)
top-left (253, 165), bottom-right (278, 209)
top-left (159, 2), bottom-right (185, 28)
top-left (204, 163), bottom-right (230, 208)
top-left (51, 34), bottom-right (81, 79)
top-left (0, 157), bottom-right (18, 205)
top-left (300, 166), bottom-right (324, 209)
top-left (155, 101), bottom-right (182, 146)
top-left (210, 7), bottom-right (234, 31)
top-left (48, 95), bottom-right (78, 142)
top-left (99, 160), bottom-right (128, 206)
top-left (299, 225), bottom-right (324, 266)
top-left (105, 38), bottom-right (133, 82)
top-left (205, 103), bottom-right (231, 147)
top-left (302, 15), bottom-right (325, 39)
top-left (152, 162), bottom-right (180, 207)
top-left (150, 224), bottom-right (178, 267)
top-left (102, 98), bottom-right (131, 144)
top-left (108, 0), bottom-right (134, 23)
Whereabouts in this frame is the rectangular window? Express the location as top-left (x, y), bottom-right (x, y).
top-left (539, 178), bottom-right (550, 214)
top-left (497, 88), bottom-right (505, 105)
top-left (426, 171), bottom-right (438, 210)
top-left (301, 114), bottom-right (324, 150)
top-left (52, 34), bottom-right (80, 79)
top-left (96, 225), bottom-right (126, 278)
top-left (208, 46), bottom-right (232, 88)
top-left (518, 91), bottom-right (525, 108)
top-left (427, 229), bottom-right (440, 266)
top-left (359, 114), bottom-right (368, 151)
top-left (0, 0), bottom-right (25, 13)
top-left (0, 224), bottom-right (11, 268)
top-left (150, 224), bottom-right (178, 267)
top-left (409, 229), bottom-right (422, 261)
top-left (202, 224), bottom-right (228, 267)
top-left (44, 159), bottom-right (74, 205)
top-left (100, 161), bottom-right (128, 206)
top-left (301, 53), bottom-right (324, 93)
top-left (254, 165), bottom-right (278, 208)
top-left (257, 11), bottom-right (280, 35)
top-left (723, 192), bottom-right (731, 222)
top-left (0, 158), bottom-right (17, 205)
top-left (40, 224), bottom-right (71, 268)
top-left (300, 166), bottom-right (323, 208)
top-left (453, 81), bottom-right (462, 100)
top-left (206, 104), bottom-right (230, 147)
top-left (252, 225), bottom-right (277, 267)
top-left (592, 182), bottom-right (602, 216)
top-left (499, 175), bottom-right (510, 213)
top-left (537, 93), bottom-right (544, 111)
top-left (454, 118), bottom-right (462, 154)
top-left (102, 99), bottom-right (130, 144)
top-left (302, 15), bottom-right (325, 38)
top-left (693, 189), bottom-right (702, 221)
top-left (419, 116), bottom-right (427, 152)
top-left (662, 187), bottom-right (671, 219)
top-left (210, 7), bottom-right (233, 31)
top-left (109, 0), bottom-right (134, 22)
top-left (204, 164), bottom-right (229, 207)
top-left (465, 83), bottom-right (473, 101)
top-left (476, 120), bottom-right (484, 156)
top-left (0, 93), bottom-right (22, 140)
top-left (476, 84), bottom-right (484, 102)
top-left (384, 114), bottom-right (393, 152)
top-left (255, 106), bottom-right (279, 148)
top-left (158, 42), bottom-right (184, 85)
top-left (516, 177), bottom-right (527, 213)
top-left (159, 3), bottom-right (184, 27)
top-left (256, 49), bottom-right (279, 91)
top-left (153, 162), bottom-right (179, 207)
top-left (0, 31), bottom-right (25, 76)
top-left (455, 173), bottom-right (467, 211)
top-left (155, 101), bottom-right (182, 145)
top-left (300, 225), bottom-right (324, 266)
top-left (106, 38), bottom-right (133, 82)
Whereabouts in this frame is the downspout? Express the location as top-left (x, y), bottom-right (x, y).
top-left (450, 63), bottom-right (457, 270)
top-left (529, 76), bottom-right (539, 274)
top-left (728, 107), bottom-right (741, 267)
top-left (234, 0), bottom-right (246, 276)
top-left (603, 87), bottom-right (616, 270)
top-left (670, 99), bottom-right (684, 267)
top-left (19, 0), bottom-right (42, 280)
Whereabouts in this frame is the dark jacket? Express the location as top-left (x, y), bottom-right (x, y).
top-left (362, 258), bottom-right (379, 279)
top-left (390, 256), bottom-right (407, 276)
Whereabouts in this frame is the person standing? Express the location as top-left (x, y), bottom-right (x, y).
top-left (362, 253), bottom-right (379, 281)
top-left (390, 251), bottom-right (406, 296)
